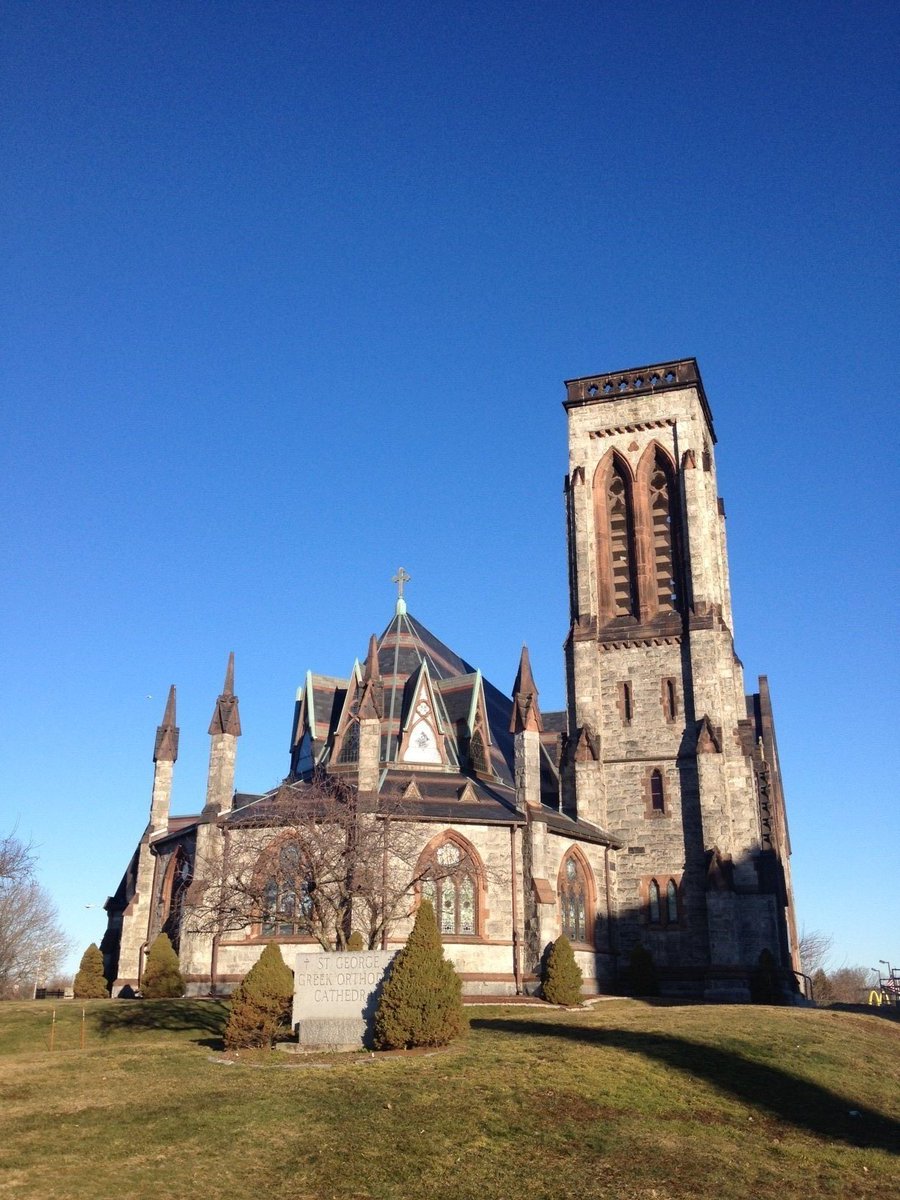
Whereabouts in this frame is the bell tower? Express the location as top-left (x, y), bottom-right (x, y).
top-left (563, 359), bottom-right (796, 997)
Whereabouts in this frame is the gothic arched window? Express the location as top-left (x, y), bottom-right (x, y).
top-left (607, 461), bottom-right (638, 617)
top-left (666, 879), bottom-right (679, 924)
top-left (337, 719), bottom-right (360, 764)
top-left (650, 769), bottom-right (666, 813)
top-left (648, 879), bottom-right (661, 924)
top-left (260, 842), bottom-right (314, 937)
top-left (649, 462), bottom-right (678, 611)
top-left (558, 852), bottom-right (592, 944)
top-left (469, 729), bottom-right (488, 774)
top-left (420, 839), bottom-right (480, 936)
top-left (161, 848), bottom-right (192, 953)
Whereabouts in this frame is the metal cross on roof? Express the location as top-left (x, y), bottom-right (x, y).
top-left (392, 567), bottom-right (411, 598)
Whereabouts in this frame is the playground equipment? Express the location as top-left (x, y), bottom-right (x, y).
top-left (868, 959), bottom-right (900, 1007)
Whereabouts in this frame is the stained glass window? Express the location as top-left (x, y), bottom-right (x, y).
top-left (666, 879), bottom-right (678, 924)
top-left (648, 879), bottom-right (661, 924)
top-left (469, 729), bottom-right (488, 773)
top-left (559, 852), bottom-right (590, 943)
top-left (421, 839), bottom-right (479, 936)
top-left (161, 849), bottom-right (192, 953)
top-left (260, 842), bottom-right (314, 937)
top-left (337, 720), bottom-right (360, 764)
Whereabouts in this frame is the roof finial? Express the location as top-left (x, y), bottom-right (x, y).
top-left (510, 644), bottom-right (543, 733)
top-left (392, 566), bottom-right (411, 615)
top-left (209, 652), bottom-right (241, 737)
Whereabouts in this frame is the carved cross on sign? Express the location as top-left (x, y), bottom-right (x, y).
top-left (392, 567), bottom-right (411, 600)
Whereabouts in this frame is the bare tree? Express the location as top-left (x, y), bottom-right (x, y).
top-left (799, 928), bottom-right (833, 977)
top-left (0, 832), bottom-right (71, 998)
top-left (187, 774), bottom-right (493, 952)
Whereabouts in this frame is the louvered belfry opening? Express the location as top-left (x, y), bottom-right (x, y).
top-left (607, 462), bottom-right (638, 617)
top-left (650, 462), bottom-right (678, 612)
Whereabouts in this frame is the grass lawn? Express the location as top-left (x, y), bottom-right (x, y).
top-left (0, 998), bottom-right (897, 1199)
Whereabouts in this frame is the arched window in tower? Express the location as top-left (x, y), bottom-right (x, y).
top-left (607, 461), bottom-right (638, 617)
top-left (666, 879), bottom-right (679, 924)
top-left (648, 879), bottom-right (661, 924)
top-left (420, 839), bottom-right (480, 936)
top-left (650, 769), bottom-right (665, 813)
top-left (558, 852), bottom-right (592, 943)
top-left (649, 462), bottom-right (678, 611)
top-left (260, 842), bottom-right (314, 937)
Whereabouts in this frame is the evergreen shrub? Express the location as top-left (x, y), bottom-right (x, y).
top-left (73, 943), bottom-right (108, 999)
top-left (346, 931), bottom-right (365, 951)
top-left (224, 942), bottom-right (295, 1049)
top-left (542, 935), bottom-right (583, 1005)
top-left (141, 933), bottom-right (185, 999)
top-left (373, 899), bottom-right (464, 1049)
top-left (627, 942), bottom-right (659, 996)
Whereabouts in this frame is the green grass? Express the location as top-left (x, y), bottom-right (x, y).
top-left (1, 999), bottom-right (897, 1199)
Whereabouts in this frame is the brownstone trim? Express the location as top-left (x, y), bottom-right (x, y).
top-left (635, 441), bottom-right (682, 621)
top-left (557, 845), bottom-right (597, 947)
top-left (661, 677), bottom-right (678, 723)
top-left (643, 765), bottom-right (669, 818)
top-left (592, 448), bottom-right (638, 623)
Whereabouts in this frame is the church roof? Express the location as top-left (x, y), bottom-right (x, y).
top-left (292, 607), bottom-right (522, 791)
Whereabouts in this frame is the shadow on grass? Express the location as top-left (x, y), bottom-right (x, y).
top-left (94, 999), bottom-right (228, 1046)
top-left (471, 1018), bottom-right (900, 1155)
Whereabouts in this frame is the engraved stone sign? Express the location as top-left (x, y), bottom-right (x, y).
top-left (292, 949), bottom-right (397, 1049)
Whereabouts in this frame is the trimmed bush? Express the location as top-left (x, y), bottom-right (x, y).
top-left (542, 935), bottom-right (583, 1006)
top-left (627, 942), bottom-right (659, 996)
top-left (346, 931), bottom-right (365, 951)
top-left (373, 899), bottom-right (464, 1049)
top-left (224, 942), bottom-right (294, 1050)
top-left (141, 933), bottom-right (185, 999)
top-left (73, 943), bottom-right (108, 999)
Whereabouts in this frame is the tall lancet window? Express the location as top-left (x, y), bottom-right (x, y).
top-left (607, 462), bottom-right (637, 617)
top-left (649, 462), bottom-right (678, 611)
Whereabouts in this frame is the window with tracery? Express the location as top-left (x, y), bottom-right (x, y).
top-left (649, 463), bottom-right (678, 611)
top-left (607, 462), bottom-right (638, 617)
top-left (337, 719), bottom-right (360, 764)
top-left (260, 842), bottom-right (314, 937)
top-left (559, 853), bottom-right (591, 943)
top-left (469, 729), bottom-right (488, 774)
top-left (420, 840), bottom-right (478, 936)
top-left (161, 849), bottom-right (192, 953)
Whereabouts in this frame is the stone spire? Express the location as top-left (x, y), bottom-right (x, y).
top-left (204, 653), bottom-right (241, 814)
top-left (510, 645), bottom-right (544, 733)
top-left (357, 634), bottom-right (384, 719)
top-left (357, 634), bottom-right (384, 792)
top-left (208, 651), bottom-right (242, 737)
top-left (150, 686), bottom-right (178, 834)
top-left (153, 685), bottom-right (179, 763)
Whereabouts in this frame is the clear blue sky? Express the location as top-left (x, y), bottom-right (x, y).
top-left (1, 1), bottom-right (897, 979)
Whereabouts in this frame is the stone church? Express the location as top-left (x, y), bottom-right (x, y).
top-left (103, 358), bottom-right (801, 1001)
